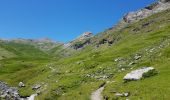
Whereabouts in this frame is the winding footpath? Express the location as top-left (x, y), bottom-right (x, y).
top-left (27, 94), bottom-right (38, 100)
top-left (91, 86), bottom-right (105, 100)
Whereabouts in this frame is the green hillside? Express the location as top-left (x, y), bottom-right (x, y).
top-left (0, 2), bottom-right (170, 100)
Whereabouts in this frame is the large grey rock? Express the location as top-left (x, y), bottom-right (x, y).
top-left (123, 67), bottom-right (155, 80)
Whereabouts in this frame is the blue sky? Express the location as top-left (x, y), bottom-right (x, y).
top-left (0, 0), bottom-right (156, 42)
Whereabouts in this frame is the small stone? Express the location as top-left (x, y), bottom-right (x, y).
top-left (115, 92), bottom-right (130, 97)
top-left (129, 62), bottom-right (136, 66)
top-left (115, 93), bottom-right (124, 97)
top-left (124, 92), bottom-right (130, 97)
top-left (18, 82), bottom-right (25, 88)
top-left (134, 54), bottom-right (142, 60)
top-left (32, 84), bottom-right (41, 90)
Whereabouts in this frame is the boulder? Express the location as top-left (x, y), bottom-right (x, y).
top-left (123, 67), bottom-right (155, 80)
top-left (18, 82), bottom-right (25, 87)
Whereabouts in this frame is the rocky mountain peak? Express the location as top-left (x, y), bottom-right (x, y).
top-left (77, 32), bottom-right (93, 41)
top-left (82, 32), bottom-right (93, 37)
top-left (66, 32), bottom-right (93, 49)
top-left (160, 0), bottom-right (170, 3)
top-left (122, 1), bottom-right (170, 23)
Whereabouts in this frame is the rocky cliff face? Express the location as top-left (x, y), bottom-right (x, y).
top-left (67, 32), bottom-right (93, 49)
top-left (108, 0), bottom-right (170, 32)
top-left (123, 1), bottom-right (170, 23)
top-left (160, 0), bottom-right (170, 3)
top-left (76, 32), bottom-right (93, 41)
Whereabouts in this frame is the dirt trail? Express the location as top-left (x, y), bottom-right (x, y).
top-left (91, 86), bottom-right (105, 100)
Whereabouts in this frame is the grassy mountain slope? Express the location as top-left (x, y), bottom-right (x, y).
top-left (0, 41), bottom-right (50, 58)
top-left (51, 8), bottom-right (170, 100)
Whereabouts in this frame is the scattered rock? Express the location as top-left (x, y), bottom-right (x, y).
top-left (0, 81), bottom-right (29, 100)
top-left (123, 67), bottom-right (155, 80)
top-left (114, 58), bottom-right (125, 62)
top-left (121, 68), bottom-right (125, 71)
top-left (134, 54), bottom-right (142, 60)
top-left (115, 92), bottom-right (130, 97)
top-left (18, 82), bottom-right (25, 88)
top-left (32, 84), bottom-right (41, 90)
top-left (96, 75), bottom-right (110, 80)
top-left (129, 62), bottom-right (136, 66)
top-left (0, 81), bottom-right (20, 99)
top-left (149, 48), bottom-right (156, 53)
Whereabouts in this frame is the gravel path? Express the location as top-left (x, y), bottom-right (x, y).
top-left (27, 94), bottom-right (38, 100)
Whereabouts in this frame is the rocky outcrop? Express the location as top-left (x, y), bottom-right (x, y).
top-left (123, 1), bottom-right (170, 23)
top-left (0, 81), bottom-right (20, 99)
top-left (160, 0), bottom-right (170, 3)
top-left (76, 32), bottom-right (93, 41)
top-left (0, 81), bottom-right (38, 100)
top-left (69, 32), bottom-right (93, 50)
